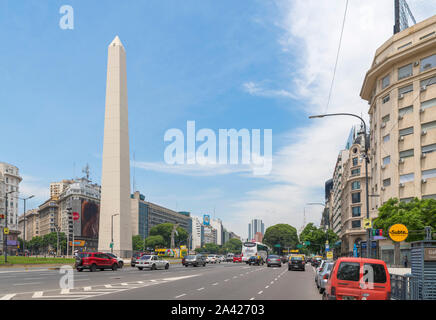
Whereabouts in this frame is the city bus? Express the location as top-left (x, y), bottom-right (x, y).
top-left (241, 242), bottom-right (269, 263)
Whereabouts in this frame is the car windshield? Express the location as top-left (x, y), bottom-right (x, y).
top-left (291, 257), bottom-right (302, 261)
top-left (268, 255), bottom-right (279, 259)
top-left (140, 255), bottom-right (151, 260)
top-left (235, 254), bottom-right (241, 257)
top-left (186, 255), bottom-right (196, 259)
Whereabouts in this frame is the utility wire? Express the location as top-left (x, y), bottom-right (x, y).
top-left (325, 0), bottom-right (349, 114)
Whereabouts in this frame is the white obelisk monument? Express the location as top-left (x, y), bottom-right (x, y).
top-left (98, 36), bottom-right (132, 258)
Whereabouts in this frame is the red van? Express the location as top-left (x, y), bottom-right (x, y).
top-left (323, 257), bottom-right (391, 300)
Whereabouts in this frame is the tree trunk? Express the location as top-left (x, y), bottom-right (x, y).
top-left (394, 241), bottom-right (401, 267)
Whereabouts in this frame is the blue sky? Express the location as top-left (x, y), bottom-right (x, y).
top-left (1, 1), bottom-right (434, 239)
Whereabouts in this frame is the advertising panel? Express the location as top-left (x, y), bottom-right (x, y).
top-left (81, 199), bottom-right (100, 239)
top-left (203, 214), bottom-right (210, 226)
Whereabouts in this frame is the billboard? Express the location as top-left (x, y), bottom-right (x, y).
top-left (203, 214), bottom-right (210, 226)
top-left (81, 199), bottom-right (100, 238)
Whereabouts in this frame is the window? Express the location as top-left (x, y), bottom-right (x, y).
top-left (400, 173), bottom-right (414, 183)
top-left (383, 178), bottom-right (391, 187)
top-left (421, 76), bottom-right (436, 88)
top-left (352, 192), bottom-right (361, 203)
top-left (383, 156), bottom-right (391, 166)
top-left (400, 149), bottom-right (414, 159)
top-left (337, 262), bottom-right (360, 281)
top-left (351, 169), bottom-right (360, 176)
top-left (352, 157), bottom-right (358, 166)
top-left (352, 206), bottom-right (361, 217)
top-left (363, 264), bottom-right (387, 284)
top-left (398, 63), bottom-right (413, 80)
top-left (400, 197), bottom-right (414, 203)
top-left (398, 84), bottom-right (413, 96)
top-left (382, 114), bottom-right (390, 123)
top-left (421, 54), bottom-right (436, 72)
top-left (352, 181), bottom-right (360, 190)
top-left (422, 143), bottom-right (436, 154)
top-left (422, 120), bottom-right (436, 132)
top-left (381, 74), bottom-right (390, 89)
top-left (383, 134), bottom-right (390, 143)
top-left (422, 194), bottom-right (436, 200)
top-left (422, 169), bottom-right (436, 179)
top-left (399, 105), bottom-right (413, 116)
top-left (351, 220), bottom-right (361, 229)
top-left (399, 127), bottom-right (414, 136)
top-left (382, 95), bottom-right (390, 104)
top-left (421, 98), bottom-right (436, 111)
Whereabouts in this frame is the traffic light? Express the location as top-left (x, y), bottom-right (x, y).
top-left (0, 214), bottom-right (5, 219)
top-left (372, 229), bottom-right (383, 236)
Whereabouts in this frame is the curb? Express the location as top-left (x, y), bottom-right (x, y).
top-left (0, 263), bottom-right (75, 269)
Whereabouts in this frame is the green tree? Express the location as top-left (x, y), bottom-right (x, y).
top-left (203, 243), bottom-right (219, 254)
top-left (223, 238), bottom-right (242, 254)
top-left (144, 235), bottom-right (166, 249)
top-left (132, 235), bottom-right (144, 251)
top-left (263, 224), bottom-right (299, 254)
top-left (299, 223), bottom-right (339, 255)
top-left (149, 223), bottom-right (189, 247)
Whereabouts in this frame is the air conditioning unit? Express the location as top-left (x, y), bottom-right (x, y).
top-left (398, 115), bottom-right (404, 120)
top-left (381, 122), bottom-right (386, 128)
top-left (422, 179), bottom-right (427, 184)
top-left (422, 130), bottom-right (427, 136)
top-left (381, 165), bottom-right (386, 170)
top-left (421, 85), bottom-right (427, 92)
top-left (399, 158), bottom-right (405, 164)
top-left (399, 94), bottom-right (404, 100)
top-left (414, 61), bottom-right (420, 67)
top-left (399, 136), bottom-right (404, 141)
top-left (420, 108), bottom-right (425, 114)
top-left (381, 186), bottom-right (386, 191)
top-left (399, 183), bottom-right (405, 188)
top-left (421, 153), bottom-right (427, 159)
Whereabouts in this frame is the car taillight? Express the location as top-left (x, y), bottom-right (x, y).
top-left (323, 274), bottom-right (329, 280)
top-left (267, 259), bottom-right (270, 262)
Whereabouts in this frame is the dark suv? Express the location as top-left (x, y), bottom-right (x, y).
top-left (183, 254), bottom-right (207, 267)
top-left (75, 252), bottom-right (119, 272)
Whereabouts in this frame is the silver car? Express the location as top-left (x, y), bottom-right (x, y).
top-left (316, 262), bottom-right (334, 293)
top-left (314, 260), bottom-right (327, 285)
top-left (136, 255), bottom-right (169, 270)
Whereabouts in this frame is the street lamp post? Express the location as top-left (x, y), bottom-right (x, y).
top-left (309, 113), bottom-right (372, 258)
top-left (20, 195), bottom-right (34, 256)
top-left (3, 190), bottom-right (16, 263)
top-left (111, 214), bottom-right (119, 254)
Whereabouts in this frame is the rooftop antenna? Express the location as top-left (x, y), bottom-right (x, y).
top-left (394, 0), bottom-right (417, 34)
top-left (82, 163), bottom-right (90, 180)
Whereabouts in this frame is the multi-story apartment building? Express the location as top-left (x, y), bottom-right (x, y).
top-left (248, 219), bottom-right (264, 241)
top-left (331, 149), bottom-right (349, 235)
top-left (0, 162), bottom-right (22, 232)
top-left (50, 180), bottom-right (74, 200)
top-left (210, 218), bottom-right (223, 245)
top-left (339, 131), bottom-right (370, 255)
top-left (191, 216), bottom-right (203, 250)
top-left (360, 14), bottom-right (436, 263)
top-left (203, 224), bottom-right (217, 245)
top-left (38, 199), bottom-right (59, 237)
top-left (320, 179), bottom-right (333, 230)
top-left (18, 209), bottom-right (39, 240)
top-left (130, 191), bottom-right (192, 240)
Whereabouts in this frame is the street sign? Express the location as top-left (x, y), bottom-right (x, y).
top-left (389, 224), bottom-right (408, 242)
top-left (110, 242), bottom-right (114, 249)
top-left (363, 219), bottom-right (372, 229)
top-left (326, 251), bottom-right (333, 260)
top-left (72, 212), bottom-right (80, 221)
top-left (296, 244), bottom-right (302, 249)
top-left (304, 241), bottom-right (310, 245)
top-left (274, 244), bottom-right (281, 248)
top-left (3, 227), bottom-right (9, 235)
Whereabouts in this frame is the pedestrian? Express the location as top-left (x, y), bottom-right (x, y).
top-left (404, 255), bottom-right (408, 268)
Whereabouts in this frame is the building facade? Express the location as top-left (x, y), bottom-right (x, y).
top-left (331, 150), bottom-right (349, 235)
top-left (18, 209), bottom-right (39, 241)
top-left (0, 162), bottom-right (22, 233)
top-left (360, 15), bottom-right (436, 264)
top-left (50, 180), bottom-right (74, 200)
top-left (248, 219), bottom-right (265, 241)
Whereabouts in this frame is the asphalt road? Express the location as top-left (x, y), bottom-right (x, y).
top-left (0, 262), bottom-right (320, 300)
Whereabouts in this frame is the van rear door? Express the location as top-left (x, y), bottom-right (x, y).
top-left (335, 261), bottom-right (361, 300)
top-left (360, 262), bottom-right (390, 300)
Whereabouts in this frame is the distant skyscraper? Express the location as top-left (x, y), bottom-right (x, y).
top-left (248, 219), bottom-right (264, 241)
top-left (98, 36), bottom-right (132, 258)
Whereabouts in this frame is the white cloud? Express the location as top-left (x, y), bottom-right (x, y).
top-left (243, 81), bottom-right (297, 99)
top-left (226, 1), bottom-right (436, 239)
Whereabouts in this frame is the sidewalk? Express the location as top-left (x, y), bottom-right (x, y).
top-left (388, 267), bottom-right (411, 276)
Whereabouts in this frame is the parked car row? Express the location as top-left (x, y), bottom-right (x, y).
top-left (314, 257), bottom-right (391, 300)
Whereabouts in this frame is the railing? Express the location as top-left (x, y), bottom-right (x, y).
top-left (390, 274), bottom-right (415, 300)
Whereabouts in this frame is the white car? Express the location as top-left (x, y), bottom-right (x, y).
top-left (206, 255), bottom-right (217, 264)
top-left (106, 253), bottom-right (124, 268)
top-left (136, 255), bottom-right (170, 270)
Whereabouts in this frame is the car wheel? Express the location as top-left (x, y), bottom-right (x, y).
top-left (322, 292), bottom-right (328, 300)
top-left (118, 261), bottom-right (123, 268)
top-left (319, 287), bottom-right (324, 294)
top-left (165, 263), bottom-right (169, 270)
top-left (90, 264), bottom-right (96, 272)
top-left (151, 264), bottom-right (156, 270)
top-left (77, 268), bottom-right (82, 272)
top-left (288, 267), bottom-right (291, 271)
top-left (203, 263), bottom-right (206, 267)
top-left (112, 263), bottom-right (118, 271)
top-left (185, 265), bottom-right (188, 267)
top-left (138, 267), bottom-right (143, 270)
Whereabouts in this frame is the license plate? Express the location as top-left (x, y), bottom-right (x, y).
top-left (342, 296), bottom-right (356, 300)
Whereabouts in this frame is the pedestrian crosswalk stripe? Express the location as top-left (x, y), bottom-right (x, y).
top-left (0, 294), bottom-right (16, 300)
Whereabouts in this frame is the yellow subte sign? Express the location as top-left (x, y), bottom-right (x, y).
top-left (389, 224), bottom-right (408, 242)
top-left (3, 227), bottom-right (9, 235)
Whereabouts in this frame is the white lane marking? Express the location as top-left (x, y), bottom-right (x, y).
top-left (224, 279), bottom-right (229, 282)
top-left (270, 281), bottom-right (274, 284)
top-left (233, 276), bottom-right (237, 278)
top-left (250, 297), bottom-right (255, 300)
top-left (137, 281), bottom-right (144, 284)
top-left (265, 285), bottom-right (269, 289)
top-left (212, 282), bottom-right (219, 286)
top-left (175, 293), bottom-right (186, 298)
top-left (32, 291), bottom-right (43, 298)
top-left (121, 283), bottom-right (128, 286)
top-left (61, 289), bottom-right (70, 294)
top-left (0, 294), bottom-right (16, 300)
top-left (197, 287), bottom-right (205, 291)
top-left (258, 291), bottom-right (263, 295)
top-left (13, 282), bottom-right (42, 286)
top-left (23, 277), bottom-right (45, 280)
top-left (84, 287), bottom-right (92, 291)
top-left (104, 285), bottom-right (112, 288)
top-left (275, 278), bottom-right (278, 281)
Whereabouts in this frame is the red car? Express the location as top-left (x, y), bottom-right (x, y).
top-left (233, 254), bottom-right (242, 263)
top-left (323, 257), bottom-right (391, 300)
top-left (75, 252), bottom-right (119, 272)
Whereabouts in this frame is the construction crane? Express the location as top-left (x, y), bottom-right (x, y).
top-left (394, 0), bottom-right (417, 34)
